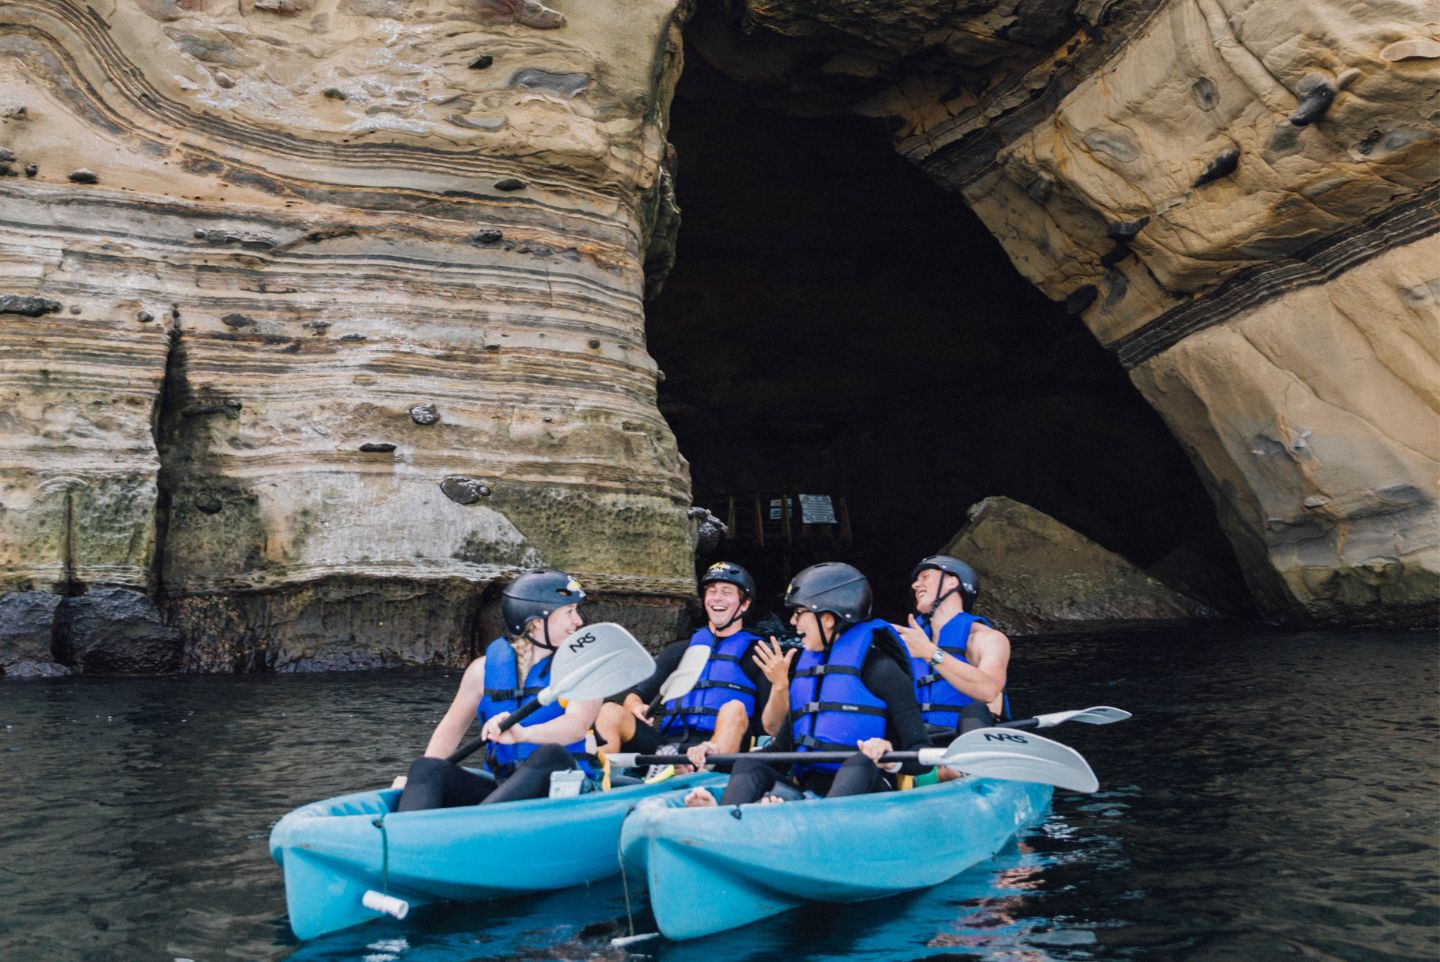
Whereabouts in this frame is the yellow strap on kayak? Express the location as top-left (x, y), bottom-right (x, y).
top-left (896, 774), bottom-right (915, 791)
top-left (599, 750), bottom-right (612, 792)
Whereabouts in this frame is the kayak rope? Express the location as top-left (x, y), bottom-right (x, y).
top-left (617, 819), bottom-right (637, 938)
top-left (372, 815), bottom-right (390, 893)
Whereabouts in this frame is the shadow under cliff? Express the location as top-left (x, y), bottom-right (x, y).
top-left (647, 58), bottom-right (1255, 619)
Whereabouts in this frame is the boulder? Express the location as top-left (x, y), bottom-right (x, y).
top-left (56, 587), bottom-right (184, 674)
top-left (938, 497), bottom-right (1221, 635)
top-left (0, 591), bottom-right (68, 679)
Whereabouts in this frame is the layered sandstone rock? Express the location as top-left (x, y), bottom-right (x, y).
top-left (938, 496), bottom-right (1220, 635)
top-left (690, 0), bottom-right (1440, 626)
top-left (0, 0), bottom-right (695, 671)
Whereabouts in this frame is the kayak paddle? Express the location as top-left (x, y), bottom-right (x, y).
top-left (608, 727), bottom-right (1100, 793)
top-left (446, 622), bottom-right (655, 765)
top-left (999, 705), bottom-right (1131, 730)
top-left (646, 643), bottom-right (712, 717)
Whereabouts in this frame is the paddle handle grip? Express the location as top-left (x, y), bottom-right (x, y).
top-left (998, 717), bottom-right (1040, 730)
top-left (606, 750), bottom-right (926, 768)
top-left (362, 890), bottom-right (409, 920)
top-left (444, 694), bottom-right (549, 764)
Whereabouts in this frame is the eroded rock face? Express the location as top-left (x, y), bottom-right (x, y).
top-left (0, 591), bottom-right (67, 678)
top-left (56, 587), bottom-right (184, 674)
top-left (690, 0), bottom-right (1440, 625)
top-left (0, 0), bottom-right (696, 669)
top-left (939, 497), bottom-right (1221, 635)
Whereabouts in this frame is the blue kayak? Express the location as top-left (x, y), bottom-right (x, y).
top-left (269, 771), bottom-right (724, 940)
top-left (619, 776), bottom-right (1052, 940)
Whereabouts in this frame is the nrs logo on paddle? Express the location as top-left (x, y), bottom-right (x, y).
top-left (982, 732), bottom-right (1029, 744)
top-left (567, 631), bottom-right (598, 654)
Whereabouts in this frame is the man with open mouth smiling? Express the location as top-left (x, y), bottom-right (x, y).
top-left (595, 561), bottom-right (770, 766)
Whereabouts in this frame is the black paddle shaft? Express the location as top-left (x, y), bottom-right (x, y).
top-left (445, 697), bottom-right (545, 765)
top-left (617, 750), bottom-right (923, 768)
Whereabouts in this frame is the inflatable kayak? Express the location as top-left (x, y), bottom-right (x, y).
top-left (619, 776), bottom-right (1052, 940)
top-left (270, 771), bottom-right (724, 940)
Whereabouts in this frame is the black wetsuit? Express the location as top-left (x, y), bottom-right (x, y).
top-left (396, 743), bottom-right (579, 811)
top-left (717, 631), bottom-right (932, 804)
top-left (619, 636), bottom-right (772, 753)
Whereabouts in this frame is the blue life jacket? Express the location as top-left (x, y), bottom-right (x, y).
top-left (659, 628), bottom-right (761, 738)
top-left (909, 613), bottom-right (1009, 728)
top-left (789, 618), bottom-right (896, 774)
top-left (476, 636), bottom-right (594, 778)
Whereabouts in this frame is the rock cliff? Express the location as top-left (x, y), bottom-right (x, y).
top-left (0, 0), bottom-right (696, 671)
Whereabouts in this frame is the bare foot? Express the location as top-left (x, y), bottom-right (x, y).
top-left (683, 787), bottom-right (717, 808)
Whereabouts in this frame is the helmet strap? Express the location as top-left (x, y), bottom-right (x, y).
top-left (528, 613), bottom-right (558, 651)
top-left (819, 612), bottom-right (839, 649)
top-left (709, 595), bottom-right (750, 635)
top-left (921, 572), bottom-right (963, 618)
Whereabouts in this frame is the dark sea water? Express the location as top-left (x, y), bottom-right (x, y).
top-left (2, 624), bottom-right (1436, 962)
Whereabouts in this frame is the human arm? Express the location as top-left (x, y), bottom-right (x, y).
top-left (483, 697), bottom-right (602, 746)
top-left (861, 637), bottom-right (931, 775)
top-left (739, 641), bottom-right (774, 741)
top-left (420, 656), bottom-right (489, 759)
top-left (897, 615), bottom-right (1008, 707)
top-left (752, 637), bottom-right (796, 736)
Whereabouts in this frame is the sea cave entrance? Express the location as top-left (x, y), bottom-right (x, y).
top-left (646, 59), bottom-right (1250, 621)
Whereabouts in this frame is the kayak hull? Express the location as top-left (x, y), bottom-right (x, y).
top-left (270, 773), bottom-right (723, 940)
top-left (619, 777), bottom-right (1052, 941)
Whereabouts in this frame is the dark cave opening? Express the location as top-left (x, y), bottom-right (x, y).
top-left (647, 59), bottom-right (1252, 622)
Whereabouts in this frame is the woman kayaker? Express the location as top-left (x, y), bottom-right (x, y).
top-left (595, 561), bottom-right (770, 764)
top-left (684, 562), bottom-right (932, 806)
top-left (394, 569), bottom-right (601, 811)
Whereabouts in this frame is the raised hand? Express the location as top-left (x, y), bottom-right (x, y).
top-left (753, 637), bottom-right (797, 687)
top-left (893, 615), bottom-right (936, 662)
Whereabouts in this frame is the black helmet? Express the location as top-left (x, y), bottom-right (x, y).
top-left (501, 569), bottom-right (586, 635)
top-left (911, 555), bottom-right (979, 610)
top-left (785, 562), bottom-right (871, 624)
top-left (699, 561), bottom-right (756, 600)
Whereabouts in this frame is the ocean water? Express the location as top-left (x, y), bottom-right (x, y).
top-left (1, 624), bottom-right (1435, 961)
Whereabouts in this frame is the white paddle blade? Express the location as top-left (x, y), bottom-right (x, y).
top-left (656, 644), bottom-right (712, 702)
top-left (1034, 706), bottom-right (1131, 728)
top-left (548, 623), bottom-right (656, 701)
top-left (941, 728), bottom-right (1099, 793)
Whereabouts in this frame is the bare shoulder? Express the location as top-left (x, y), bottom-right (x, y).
top-left (456, 655), bottom-right (489, 694)
top-left (968, 621), bottom-right (1011, 657)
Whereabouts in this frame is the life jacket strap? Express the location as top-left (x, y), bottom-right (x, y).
top-left (918, 703), bottom-right (964, 715)
top-left (794, 664), bottom-right (861, 679)
top-left (690, 679), bottom-right (755, 696)
top-left (794, 700), bottom-right (887, 718)
top-left (796, 734), bottom-right (865, 752)
top-left (483, 685), bottom-right (544, 701)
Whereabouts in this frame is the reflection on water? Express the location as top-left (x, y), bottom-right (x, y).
top-left (0, 625), bottom-right (1435, 962)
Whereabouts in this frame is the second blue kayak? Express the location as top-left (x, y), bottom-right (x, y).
top-left (620, 776), bottom-right (1052, 940)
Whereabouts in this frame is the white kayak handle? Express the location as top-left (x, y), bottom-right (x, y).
top-left (362, 890), bottom-right (410, 920)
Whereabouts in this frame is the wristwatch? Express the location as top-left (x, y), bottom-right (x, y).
top-left (928, 649), bottom-right (946, 667)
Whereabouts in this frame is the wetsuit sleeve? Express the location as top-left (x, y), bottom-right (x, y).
top-left (623, 639), bottom-right (688, 704)
top-left (861, 634), bottom-right (930, 775)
